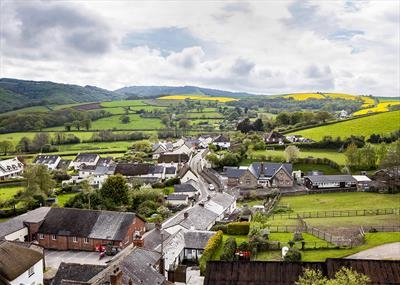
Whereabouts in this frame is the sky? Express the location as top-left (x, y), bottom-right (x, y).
top-left (0, 0), bottom-right (399, 96)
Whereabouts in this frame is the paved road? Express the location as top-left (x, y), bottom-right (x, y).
top-left (45, 249), bottom-right (112, 269)
top-left (347, 242), bottom-right (400, 260)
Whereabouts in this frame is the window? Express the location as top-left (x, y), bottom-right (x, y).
top-left (83, 237), bottom-right (89, 244)
top-left (28, 266), bottom-right (34, 277)
top-left (51, 234), bottom-right (56, 240)
top-left (72, 236), bottom-right (78, 243)
top-left (38, 233), bottom-right (44, 239)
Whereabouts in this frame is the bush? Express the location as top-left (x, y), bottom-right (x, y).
top-left (220, 237), bottom-right (237, 261)
top-left (199, 230), bottom-right (223, 275)
top-left (227, 222), bottom-right (250, 235)
top-left (210, 224), bottom-right (228, 233)
top-left (165, 177), bottom-right (180, 187)
top-left (293, 231), bottom-right (304, 241)
top-left (284, 247), bottom-right (302, 262)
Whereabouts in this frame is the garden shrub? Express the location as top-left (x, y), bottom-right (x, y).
top-left (220, 237), bottom-right (237, 261)
top-left (210, 224), bottom-right (228, 233)
top-left (284, 247), bottom-right (302, 262)
top-left (199, 230), bottom-right (223, 275)
top-left (227, 222), bottom-right (250, 235)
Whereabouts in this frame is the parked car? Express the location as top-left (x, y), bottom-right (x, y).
top-left (208, 184), bottom-right (215, 191)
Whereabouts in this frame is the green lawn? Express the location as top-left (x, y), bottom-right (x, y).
top-left (56, 141), bottom-right (132, 152)
top-left (56, 193), bottom-right (79, 206)
top-left (0, 185), bottom-right (23, 201)
top-left (305, 214), bottom-right (400, 228)
top-left (177, 112), bottom-right (223, 119)
top-left (1, 106), bottom-right (50, 116)
top-left (100, 100), bottom-right (145, 107)
top-left (293, 163), bottom-right (341, 175)
top-left (287, 110), bottom-right (400, 141)
top-left (278, 192), bottom-right (400, 213)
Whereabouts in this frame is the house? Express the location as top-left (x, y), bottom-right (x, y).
top-left (204, 259), bottom-right (400, 285)
top-left (373, 168), bottom-right (400, 188)
top-left (198, 136), bottom-right (213, 149)
top-left (173, 182), bottom-right (199, 198)
top-left (0, 157), bottom-right (24, 180)
top-left (166, 194), bottom-right (189, 206)
top-left (0, 240), bottom-right (44, 285)
top-left (158, 153), bottom-right (189, 165)
top-left (0, 207), bottom-right (51, 242)
top-left (50, 262), bottom-right (106, 285)
top-left (304, 175), bottom-right (357, 190)
top-left (55, 159), bottom-right (72, 170)
top-left (178, 164), bottom-right (198, 183)
top-left (36, 208), bottom-right (146, 251)
top-left (183, 230), bottom-right (215, 261)
top-left (71, 153), bottom-right (100, 169)
top-left (212, 134), bottom-right (230, 149)
top-left (352, 175), bottom-right (372, 191)
top-left (339, 109), bottom-right (349, 119)
top-left (165, 166), bottom-right (177, 179)
top-left (205, 192), bottom-right (236, 220)
top-left (114, 163), bottom-right (165, 181)
top-left (152, 142), bottom-right (173, 159)
top-left (264, 131), bottom-right (286, 144)
top-left (225, 162), bottom-right (293, 188)
top-left (33, 155), bottom-right (61, 170)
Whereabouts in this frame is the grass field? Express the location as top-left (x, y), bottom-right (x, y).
top-left (158, 94), bottom-right (238, 103)
top-left (353, 101), bottom-right (400, 116)
top-left (249, 149), bottom-right (346, 165)
top-left (177, 112), bottom-right (224, 119)
top-left (1, 106), bottom-right (50, 116)
top-left (56, 193), bottom-right (79, 206)
top-left (293, 163), bottom-right (341, 175)
top-left (287, 110), bottom-right (400, 141)
top-left (100, 100), bottom-right (146, 107)
top-left (0, 185), bottom-right (23, 202)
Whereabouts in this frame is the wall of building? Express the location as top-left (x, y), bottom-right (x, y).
top-left (5, 227), bottom-right (28, 242)
top-left (9, 259), bottom-right (43, 285)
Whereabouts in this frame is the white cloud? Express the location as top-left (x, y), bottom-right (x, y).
top-left (0, 0), bottom-right (398, 96)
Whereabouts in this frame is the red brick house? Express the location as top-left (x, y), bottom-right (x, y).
top-left (36, 208), bottom-right (146, 251)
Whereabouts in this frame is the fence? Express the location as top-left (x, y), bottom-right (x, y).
top-left (270, 208), bottom-right (400, 220)
top-left (362, 225), bottom-right (400, 232)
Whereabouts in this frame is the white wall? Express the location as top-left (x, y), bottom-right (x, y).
top-left (10, 259), bottom-right (43, 285)
top-left (5, 227), bottom-right (28, 242)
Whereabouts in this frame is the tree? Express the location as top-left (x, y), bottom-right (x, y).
top-left (284, 145), bottom-right (300, 162)
top-left (100, 175), bottom-right (129, 207)
top-left (252, 118), bottom-right (264, 131)
top-left (315, 111), bottom-right (333, 123)
top-left (72, 120), bottom-right (81, 131)
top-left (296, 267), bottom-right (370, 285)
top-left (178, 119), bottom-right (190, 134)
top-left (237, 118), bottom-right (252, 133)
top-left (120, 115), bottom-right (130, 124)
top-left (80, 180), bottom-right (95, 209)
top-left (344, 142), bottom-right (359, 168)
top-left (131, 140), bottom-right (152, 153)
top-left (0, 140), bottom-right (13, 155)
top-left (32, 132), bottom-right (50, 152)
top-left (16, 137), bottom-right (31, 153)
top-left (64, 122), bottom-right (72, 131)
top-left (276, 112), bottom-right (291, 126)
top-left (82, 119), bottom-right (92, 131)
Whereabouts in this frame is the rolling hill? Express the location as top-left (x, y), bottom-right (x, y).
top-left (0, 78), bottom-right (126, 113)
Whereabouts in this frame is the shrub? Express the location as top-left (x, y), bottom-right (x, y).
top-left (220, 237), bottom-right (237, 261)
top-left (293, 231), bottom-right (304, 241)
top-left (227, 222), bottom-right (250, 235)
top-left (238, 241), bottom-right (250, 251)
top-left (210, 224), bottom-right (228, 233)
top-left (199, 230), bottom-right (223, 275)
top-left (284, 247), bottom-right (302, 262)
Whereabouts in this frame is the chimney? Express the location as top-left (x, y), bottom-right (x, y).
top-left (110, 267), bottom-right (123, 285)
top-left (132, 230), bottom-right (144, 247)
top-left (260, 162), bottom-right (265, 177)
top-left (184, 212), bottom-right (189, 219)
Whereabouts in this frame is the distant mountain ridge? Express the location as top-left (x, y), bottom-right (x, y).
top-left (114, 85), bottom-right (258, 98)
top-left (0, 78), bottom-right (126, 113)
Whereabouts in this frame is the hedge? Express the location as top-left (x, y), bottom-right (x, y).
top-left (199, 230), bottom-right (223, 275)
top-left (220, 237), bottom-right (237, 261)
top-left (227, 222), bottom-right (250, 235)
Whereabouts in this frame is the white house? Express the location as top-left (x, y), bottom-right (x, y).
top-left (212, 134), bottom-right (230, 149)
top-left (0, 241), bottom-right (44, 285)
top-left (70, 153), bottom-right (100, 170)
top-left (33, 155), bottom-right (61, 170)
top-left (178, 165), bottom-right (198, 183)
top-left (0, 157), bottom-right (24, 180)
top-left (166, 194), bottom-right (189, 206)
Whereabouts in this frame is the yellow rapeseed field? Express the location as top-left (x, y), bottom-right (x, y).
top-left (158, 94), bottom-right (238, 103)
top-left (353, 101), bottom-right (400, 116)
top-left (283, 93), bottom-right (325, 100)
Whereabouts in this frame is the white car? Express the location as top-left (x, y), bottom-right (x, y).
top-left (208, 184), bottom-right (215, 191)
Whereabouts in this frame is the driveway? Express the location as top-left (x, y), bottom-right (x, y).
top-left (347, 242), bottom-right (400, 260)
top-left (45, 249), bottom-right (113, 269)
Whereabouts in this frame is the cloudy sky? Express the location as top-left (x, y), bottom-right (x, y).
top-left (0, 0), bottom-right (399, 96)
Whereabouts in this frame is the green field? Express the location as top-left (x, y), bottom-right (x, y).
top-left (293, 163), bottom-right (341, 175)
top-left (100, 100), bottom-right (146, 107)
top-left (0, 185), bottom-right (23, 202)
top-left (287, 111), bottom-right (400, 141)
top-left (56, 193), bottom-right (79, 206)
top-left (250, 149), bottom-right (346, 165)
top-left (177, 111), bottom-right (223, 119)
top-left (1, 106), bottom-right (50, 116)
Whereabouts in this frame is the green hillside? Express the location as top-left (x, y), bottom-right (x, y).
top-left (287, 111), bottom-right (400, 141)
top-left (0, 78), bottom-right (126, 113)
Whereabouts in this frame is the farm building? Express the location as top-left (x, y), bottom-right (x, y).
top-left (304, 175), bottom-right (357, 190)
top-left (264, 131), bottom-right (286, 144)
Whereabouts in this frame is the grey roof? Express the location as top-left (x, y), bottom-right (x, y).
top-left (166, 194), bottom-right (189, 201)
top-left (0, 240), bottom-right (43, 281)
top-left (121, 247), bottom-right (165, 285)
top-left (210, 192), bottom-right (235, 209)
top-left (97, 157), bottom-right (113, 166)
top-left (213, 134), bottom-right (229, 143)
top-left (225, 168), bottom-right (246, 178)
top-left (158, 153), bottom-right (189, 163)
top-left (143, 228), bottom-right (171, 250)
top-left (56, 159), bottom-right (71, 170)
top-left (33, 155), bottom-right (60, 165)
top-left (174, 183), bottom-right (198, 193)
top-left (0, 207), bottom-right (51, 239)
top-left (165, 166), bottom-right (176, 174)
top-left (149, 165), bottom-right (165, 174)
top-left (249, 162), bottom-right (292, 179)
top-left (51, 262), bottom-right (106, 285)
top-left (164, 205), bottom-right (218, 231)
top-left (74, 153), bottom-right (99, 163)
top-left (184, 231), bottom-right (215, 249)
top-left (89, 211), bottom-right (135, 241)
top-left (305, 175), bottom-right (357, 183)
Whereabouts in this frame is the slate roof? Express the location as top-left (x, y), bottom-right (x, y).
top-left (204, 259), bottom-right (400, 285)
top-left (56, 159), bottom-right (71, 170)
top-left (249, 162), bottom-right (292, 179)
top-left (97, 157), bottom-right (113, 166)
top-left (115, 163), bottom-right (151, 176)
top-left (166, 194), bottom-right (189, 201)
top-left (210, 192), bottom-right (235, 209)
top-left (0, 240), bottom-right (43, 281)
top-left (51, 262), bottom-right (106, 285)
top-left (143, 228), bottom-right (171, 250)
top-left (0, 207), bottom-right (51, 239)
top-left (73, 153), bottom-right (99, 163)
top-left (149, 165), bottom-right (165, 174)
top-left (174, 183), bottom-right (198, 193)
top-left (121, 247), bottom-right (165, 285)
top-left (305, 175), bottom-right (357, 183)
top-left (38, 208), bottom-right (136, 241)
top-left (213, 134), bottom-right (230, 143)
top-left (184, 231), bottom-right (215, 249)
top-left (33, 155), bottom-right (60, 165)
top-left (164, 205), bottom-right (218, 231)
top-left (225, 167), bottom-right (247, 178)
top-left (165, 166), bottom-right (176, 175)
top-left (158, 153), bottom-right (189, 163)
